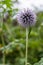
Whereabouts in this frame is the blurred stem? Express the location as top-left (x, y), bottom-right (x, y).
top-left (26, 28), bottom-right (28, 65)
top-left (1, 21), bottom-right (5, 65)
top-left (1, 34), bottom-right (5, 65)
top-left (4, 23), bottom-right (15, 41)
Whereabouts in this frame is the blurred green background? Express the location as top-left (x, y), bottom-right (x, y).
top-left (0, 0), bottom-right (43, 65)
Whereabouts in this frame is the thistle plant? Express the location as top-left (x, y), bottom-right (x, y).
top-left (17, 8), bottom-right (36, 65)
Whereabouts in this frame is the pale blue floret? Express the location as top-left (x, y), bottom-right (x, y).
top-left (17, 9), bottom-right (36, 27)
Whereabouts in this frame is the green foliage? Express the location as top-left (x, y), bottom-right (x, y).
top-left (34, 58), bottom-right (43, 65)
top-left (0, 0), bottom-right (43, 65)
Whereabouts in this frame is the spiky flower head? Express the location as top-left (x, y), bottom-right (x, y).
top-left (17, 8), bottom-right (36, 28)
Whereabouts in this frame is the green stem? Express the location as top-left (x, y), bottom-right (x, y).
top-left (4, 23), bottom-right (15, 41)
top-left (1, 24), bottom-right (5, 65)
top-left (1, 35), bottom-right (5, 65)
top-left (25, 28), bottom-right (28, 65)
top-left (1, 13), bottom-right (5, 65)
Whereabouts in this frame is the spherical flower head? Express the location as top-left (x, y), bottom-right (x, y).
top-left (17, 8), bottom-right (36, 28)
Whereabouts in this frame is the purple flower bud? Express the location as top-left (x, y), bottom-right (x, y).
top-left (17, 8), bottom-right (36, 28)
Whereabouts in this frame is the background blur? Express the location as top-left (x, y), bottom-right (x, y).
top-left (0, 0), bottom-right (43, 65)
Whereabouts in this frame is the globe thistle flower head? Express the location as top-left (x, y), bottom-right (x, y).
top-left (17, 8), bottom-right (36, 28)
